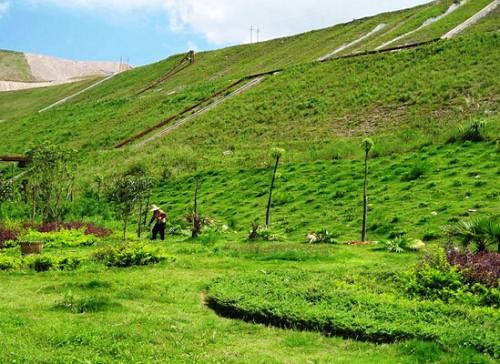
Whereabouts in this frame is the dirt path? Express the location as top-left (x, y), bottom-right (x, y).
top-left (318, 24), bottom-right (386, 61)
top-left (441, 0), bottom-right (498, 39)
top-left (134, 77), bottom-right (265, 148)
top-left (376, 1), bottom-right (467, 50)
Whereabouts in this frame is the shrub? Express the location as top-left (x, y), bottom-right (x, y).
top-left (93, 243), bottom-right (173, 268)
top-left (0, 225), bottom-right (18, 247)
top-left (447, 249), bottom-right (499, 287)
top-left (25, 255), bottom-right (54, 272)
top-left (57, 256), bottom-right (82, 271)
top-left (452, 120), bottom-right (488, 142)
top-left (54, 292), bottom-right (115, 313)
top-left (422, 230), bottom-right (440, 241)
top-left (0, 255), bottom-right (19, 270)
top-left (401, 162), bottom-right (428, 181)
top-left (248, 220), bottom-right (283, 241)
top-left (305, 229), bottom-right (338, 244)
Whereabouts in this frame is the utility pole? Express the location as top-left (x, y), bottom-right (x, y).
top-left (256, 28), bottom-right (260, 43)
top-left (250, 25), bottom-right (254, 43)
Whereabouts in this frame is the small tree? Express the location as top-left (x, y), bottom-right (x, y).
top-left (122, 165), bottom-right (153, 239)
top-left (107, 175), bottom-right (141, 240)
top-left (26, 143), bottom-right (77, 222)
top-left (265, 148), bottom-right (284, 228)
top-left (0, 178), bottom-right (14, 218)
top-left (94, 174), bottom-right (104, 201)
top-left (361, 138), bottom-right (374, 242)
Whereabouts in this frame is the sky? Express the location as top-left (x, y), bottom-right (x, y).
top-left (0, 0), bottom-right (432, 65)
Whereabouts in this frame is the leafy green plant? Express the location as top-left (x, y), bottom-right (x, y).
top-left (207, 269), bottom-right (499, 355)
top-left (93, 243), bottom-right (173, 268)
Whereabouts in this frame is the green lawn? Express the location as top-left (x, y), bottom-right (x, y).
top-left (0, 237), bottom-right (496, 363)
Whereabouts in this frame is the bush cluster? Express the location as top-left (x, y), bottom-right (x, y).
top-left (93, 243), bottom-right (173, 268)
top-left (403, 248), bottom-right (499, 307)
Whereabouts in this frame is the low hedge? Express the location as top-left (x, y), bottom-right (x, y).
top-left (206, 270), bottom-right (499, 357)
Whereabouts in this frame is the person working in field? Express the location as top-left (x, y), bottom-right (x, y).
top-left (149, 205), bottom-right (167, 240)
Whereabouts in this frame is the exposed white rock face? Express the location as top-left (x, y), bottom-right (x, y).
top-left (24, 53), bottom-right (127, 82)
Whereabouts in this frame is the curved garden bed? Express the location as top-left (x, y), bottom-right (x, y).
top-left (206, 269), bottom-right (499, 357)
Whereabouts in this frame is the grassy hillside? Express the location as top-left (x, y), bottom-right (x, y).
top-left (354, 0), bottom-right (495, 51)
top-left (0, 3), bottom-right (498, 363)
top-left (0, 77), bottom-right (102, 122)
top-left (1, 33), bottom-right (496, 177)
top-left (150, 141), bottom-right (499, 242)
top-left (0, 50), bottom-right (33, 82)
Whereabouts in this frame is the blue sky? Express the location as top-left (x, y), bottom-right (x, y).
top-left (0, 0), bottom-right (431, 65)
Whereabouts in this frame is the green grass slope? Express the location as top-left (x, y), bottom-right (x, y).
top-left (151, 141), bottom-right (499, 242)
top-left (0, 77), bottom-right (103, 122)
top-left (0, 33), bottom-right (497, 164)
top-left (0, 50), bottom-right (33, 82)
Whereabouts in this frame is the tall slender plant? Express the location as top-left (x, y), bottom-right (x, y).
top-left (265, 148), bottom-right (284, 228)
top-left (192, 176), bottom-right (202, 238)
top-left (361, 138), bottom-right (374, 242)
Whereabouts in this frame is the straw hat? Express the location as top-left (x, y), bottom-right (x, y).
top-left (149, 204), bottom-right (160, 212)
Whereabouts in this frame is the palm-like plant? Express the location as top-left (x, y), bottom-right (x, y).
top-left (265, 148), bottom-right (285, 227)
top-left (444, 217), bottom-right (500, 252)
top-left (361, 138), bottom-right (374, 242)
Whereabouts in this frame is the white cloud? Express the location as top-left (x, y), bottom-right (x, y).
top-left (27, 0), bottom-right (433, 44)
top-left (0, 1), bottom-right (9, 19)
top-left (162, 0), bottom-right (432, 45)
